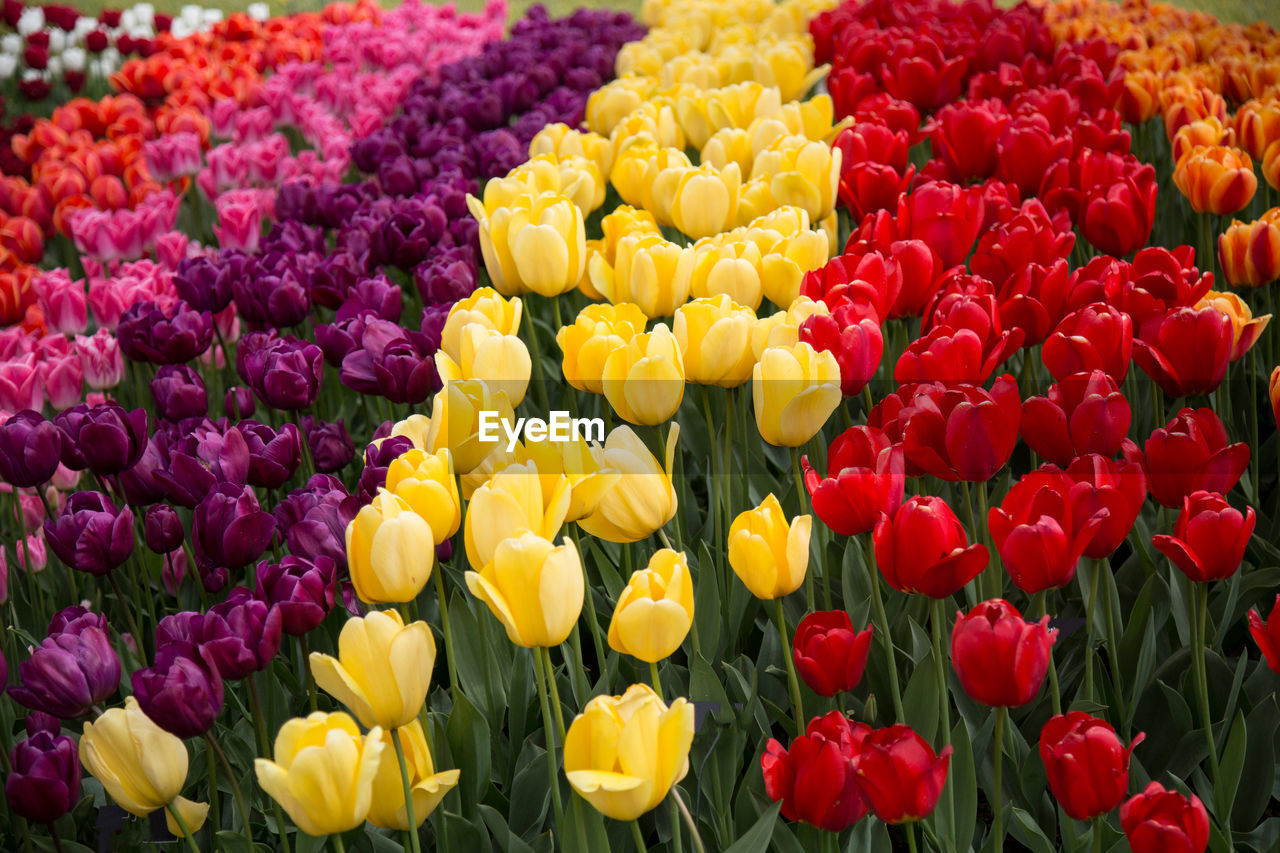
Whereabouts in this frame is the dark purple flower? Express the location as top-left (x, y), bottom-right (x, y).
top-left (42, 491), bottom-right (134, 576)
top-left (303, 417), bottom-right (354, 474)
top-left (308, 251), bottom-right (369, 310)
top-left (0, 410), bottom-right (60, 488)
top-left (53, 403), bottom-right (148, 475)
top-left (275, 474), bottom-right (357, 569)
top-left (9, 607), bottom-right (120, 717)
top-left (131, 642), bottom-right (223, 738)
top-left (143, 504), bottom-right (183, 554)
top-left (255, 555), bottom-right (336, 636)
top-left (336, 275), bottom-right (402, 323)
top-left (232, 254), bottom-right (311, 329)
top-left (236, 331), bottom-right (324, 411)
top-left (414, 254), bottom-right (477, 305)
top-left (152, 422), bottom-right (251, 507)
top-left (116, 434), bottom-right (168, 506)
top-left (192, 483), bottom-right (275, 581)
top-left (240, 420), bottom-right (301, 489)
top-left (174, 253), bottom-right (237, 314)
top-left (224, 386), bottom-right (255, 420)
top-left (204, 587), bottom-right (283, 679)
top-left (358, 435), bottom-right (414, 505)
top-left (150, 364), bottom-right (208, 422)
top-left (5, 712), bottom-right (80, 823)
top-left (338, 318), bottom-right (439, 404)
top-left (116, 300), bottom-right (212, 365)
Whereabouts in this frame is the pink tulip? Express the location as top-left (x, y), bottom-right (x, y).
top-left (75, 329), bottom-right (124, 390)
top-left (0, 354), bottom-right (42, 413)
top-left (213, 189), bottom-right (264, 252)
top-left (33, 270), bottom-right (88, 335)
top-left (38, 352), bottom-right (84, 411)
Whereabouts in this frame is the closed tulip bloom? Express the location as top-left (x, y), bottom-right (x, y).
top-left (384, 448), bottom-right (460, 545)
top-left (511, 438), bottom-right (620, 524)
top-left (1042, 303), bottom-right (1133, 383)
top-left (762, 711), bottom-right (871, 831)
top-left (10, 607), bottom-right (120, 718)
top-left (804, 426), bottom-right (905, 537)
top-left (530, 123), bottom-right (613, 178)
top-left (989, 471), bottom-right (1109, 594)
top-left (751, 135), bottom-right (841, 221)
top-left (668, 162), bottom-right (741, 239)
top-left (580, 208), bottom-right (663, 300)
top-left (753, 342), bottom-right (841, 447)
top-left (1120, 782), bottom-right (1209, 853)
top-left (849, 724), bottom-right (952, 824)
top-left (367, 719), bottom-right (459, 830)
top-left (423, 379), bottom-right (516, 474)
top-left (687, 240), bottom-right (768, 312)
top-left (1064, 455), bottom-right (1149, 559)
top-left (131, 643), bottom-right (224, 739)
top-left (608, 549), bottom-right (694, 663)
top-left (80, 697), bottom-right (209, 836)
top-left (347, 490), bottom-right (434, 604)
top-left (1196, 290), bottom-right (1270, 361)
top-left (580, 424), bottom-right (679, 543)
top-left (1153, 490), bottom-right (1255, 583)
top-left (0, 410), bottom-right (61, 488)
top-left (255, 711), bottom-right (385, 837)
top-left (950, 599), bottom-right (1057, 707)
top-left (469, 190), bottom-right (586, 298)
top-left (564, 683), bottom-right (694, 821)
top-left (54, 403), bottom-right (148, 476)
top-left (1040, 712), bottom-right (1145, 821)
top-left (43, 491), bottom-right (134, 577)
top-left (1173, 145), bottom-right (1257, 214)
top-left (792, 611), bottom-right (874, 698)
top-left (1133, 306), bottom-right (1232, 398)
top-left (799, 309), bottom-right (884, 398)
top-left (873, 496), bottom-right (988, 599)
top-left (1020, 371), bottom-right (1132, 467)
top-left (602, 323), bottom-right (686, 425)
top-left (591, 233), bottom-right (694, 319)
top-left (435, 325), bottom-right (531, 408)
top-left (1144, 408), bottom-right (1249, 508)
top-left (674, 294), bottom-right (756, 387)
top-left (441, 288), bottom-right (522, 363)
top-left (1236, 100), bottom-right (1280, 162)
top-left (1248, 594), bottom-right (1280, 673)
top-left (896, 180), bottom-right (985, 269)
top-left (310, 609), bottom-right (435, 731)
top-left (728, 494), bottom-right (811, 600)
top-left (465, 533), bottom-right (584, 648)
top-left (256, 555), bottom-right (336, 636)
top-left (558, 302), bottom-right (648, 394)
top-left (1219, 209), bottom-right (1280, 287)
top-left (464, 462), bottom-right (570, 570)
top-left (6, 713), bottom-right (81, 824)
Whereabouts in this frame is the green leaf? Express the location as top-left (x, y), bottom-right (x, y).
top-left (1233, 696), bottom-right (1279, 830)
top-left (950, 717), bottom-right (978, 853)
top-left (845, 818), bottom-right (892, 853)
top-left (694, 541), bottom-right (723, 662)
top-left (446, 690), bottom-right (493, 813)
top-left (1214, 710), bottom-right (1247, 820)
top-left (902, 645), bottom-right (940, 744)
top-left (479, 805), bottom-right (537, 853)
top-left (1007, 806), bottom-right (1056, 853)
top-left (722, 801), bottom-right (781, 853)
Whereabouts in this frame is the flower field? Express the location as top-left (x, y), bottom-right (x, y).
top-left (2, 0), bottom-right (1280, 851)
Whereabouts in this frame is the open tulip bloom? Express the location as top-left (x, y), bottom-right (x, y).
top-left (4, 0), bottom-right (1280, 852)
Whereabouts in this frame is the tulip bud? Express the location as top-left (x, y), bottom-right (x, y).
top-left (384, 448), bottom-right (460, 546)
top-left (465, 533), bottom-right (584, 648)
top-left (347, 490), bottom-right (435, 604)
top-left (602, 323), bottom-right (686, 425)
top-left (464, 462), bottom-right (570, 571)
top-left (1144, 408), bottom-right (1249, 508)
top-left (590, 233), bottom-right (694, 319)
top-left (762, 711), bottom-right (871, 831)
top-left (752, 342), bottom-right (842, 447)
top-left (1040, 713), bottom-right (1144, 821)
top-left (728, 494), bottom-right (811, 600)
top-left (579, 424), bottom-right (679, 544)
top-left (1219, 208), bottom-right (1280, 288)
top-left (423, 379), bottom-right (516, 474)
top-left (674, 294), bottom-right (756, 387)
top-left (43, 491), bottom-right (134, 577)
top-left (1196, 289), bottom-right (1271, 361)
top-left (1153, 490), bottom-right (1255, 583)
top-left (5, 713), bottom-right (81, 824)
top-left (873, 496), bottom-right (988, 598)
top-left (558, 302), bottom-right (648, 394)
top-left (988, 470), bottom-right (1109, 594)
top-left (367, 719), bottom-right (459, 830)
top-left (669, 162), bottom-right (741, 239)
top-left (435, 324), bottom-right (532, 408)
top-left (608, 549), bottom-right (694, 663)
top-left (256, 555), bottom-right (336, 636)
top-left (848, 724), bottom-right (952, 824)
top-left (131, 643), bottom-right (224, 739)
top-left (0, 410), bottom-right (60, 488)
top-left (441, 288), bottom-right (523, 364)
top-left (1120, 783), bottom-right (1209, 853)
top-left (10, 606), bottom-right (120, 718)
top-left (792, 611), bottom-right (873, 697)
top-left (1173, 145), bottom-right (1257, 215)
top-left (144, 504), bottom-right (184, 554)
top-left (951, 599), bottom-right (1057, 707)
top-left (804, 426), bottom-right (904, 537)
top-left (469, 190), bottom-right (586, 298)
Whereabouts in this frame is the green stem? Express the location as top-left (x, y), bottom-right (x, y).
top-left (791, 447), bottom-right (817, 613)
top-left (165, 801), bottom-right (203, 853)
top-left (570, 526), bottom-right (608, 691)
top-left (206, 732), bottom-right (254, 850)
top-left (992, 706), bottom-right (1007, 853)
top-left (1099, 559), bottom-right (1126, 725)
top-left (669, 796), bottom-right (684, 853)
top-left (299, 635), bottom-right (318, 712)
top-left (1033, 592), bottom-right (1063, 717)
top-left (391, 728), bottom-right (422, 853)
top-left (532, 648), bottom-right (566, 826)
top-left (330, 832), bottom-right (347, 853)
top-left (649, 660), bottom-right (663, 702)
top-left (1193, 583), bottom-right (1221, 785)
top-left (432, 567), bottom-right (460, 693)
top-left (930, 598), bottom-right (956, 853)
top-left (865, 535), bottom-right (905, 722)
top-left (205, 733), bottom-right (222, 844)
top-left (249, 677), bottom-right (293, 853)
top-left (105, 571), bottom-right (145, 655)
top-left (905, 822), bottom-right (919, 853)
top-left (1084, 565), bottom-right (1100, 702)
top-left (976, 481), bottom-right (998, 601)
top-left (542, 648), bottom-right (588, 853)
top-left (774, 598), bottom-right (805, 735)
top-left (631, 820), bottom-right (648, 853)
top-left (672, 789), bottom-right (707, 853)
top-left (1092, 817), bottom-right (1104, 853)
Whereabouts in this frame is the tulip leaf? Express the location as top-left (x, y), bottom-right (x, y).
top-left (1232, 696), bottom-right (1280, 830)
top-left (722, 801), bottom-right (781, 853)
top-left (1007, 806), bottom-right (1056, 853)
top-left (902, 645), bottom-right (940, 744)
top-left (950, 717), bottom-right (978, 853)
top-left (362, 831), bottom-right (407, 853)
top-left (447, 690), bottom-right (493, 812)
top-left (479, 804), bottom-right (538, 853)
top-left (694, 541), bottom-right (723, 661)
top-left (1214, 710), bottom-right (1248, 820)
top-left (844, 818), bottom-right (892, 853)
top-left (295, 832), bottom-right (329, 853)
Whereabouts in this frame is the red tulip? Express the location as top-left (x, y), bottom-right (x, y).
top-left (1120, 782), bottom-right (1209, 853)
top-left (988, 470), bottom-right (1109, 594)
top-left (1020, 370), bottom-right (1132, 467)
top-left (848, 724), bottom-right (952, 824)
top-left (1248, 594), bottom-right (1280, 674)
top-left (894, 324), bottom-right (1022, 385)
top-left (793, 611), bottom-right (874, 698)
top-left (839, 161), bottom-right (916, 221)
top-left (887, 238), bottom-right (949, 319)
top-left (1041, 303), bottom-right (1133, 382)
top-left (1040, 713), bottom-right (1144, 821)
top-left (828, 67), bottom-right (879, 118)
top-left (880, 36), bottom-right (968, 113)
top-left (801, 247), bottom-right (902, 324)
top-left (870, 377), bottom-right (1022, 482)
top-left (950, 599), bottom-right (1057, 707)
top-left (1132, 306), bottom-right (1232, 398)
top-left (873, 496), bottom-right (989, 599)
top-left (1152, 490), bottom-right (1254, 583)
top-left (851, 93), bottom-right (924, 143)
top-left (1116, 246), bottom-right (1213, 332)
top-left (1062, 454), bottom-right (1147, 559)
top-left (929, 99), bottom-right (1011, 183)
top-left (971, 198), bottom-right (1075, 291)
top-left (1143, 408), bottom-right (1249, 508)
top-left (833, 120), bottom-right (911, 173)
top-left (896, 181), bottom-right (986, 269)
top-left (800, 308), bottom-right (883, 397)
top-left (996, 115), bottom-right (1073, 198)
top-left (761, 711), bottom-right (871, 831)
top-left (803, 426), bottom-right (905, 537)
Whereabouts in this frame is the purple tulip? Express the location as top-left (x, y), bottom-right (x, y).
top-left (275, 474), bottom-right (358, 569)
top-left (0, 410), bottom-right (61, 488)
top-left (338, 318), bottom-right (439, 404)
top-left (174, 253), bottom-right (237, 314)
top-left (336, 275), bottom-right (402, 323)
top-left (414, 253), bottom-right (477, 305)
top-left (204, 587), bottom-right (283, 679)
top-left (240, 420), bottom-right (301, 489)
top-left (117, 300), bottom-right (213, 365)
top-left (143, 504), bottom-right (184, 554)
top-left (191, 483), bottom-right (275, 584)
top-left (131, 642), bottom-right (224, 738)
top-left (308, 250), bottom-right (369, 310)
top-left (116, 434), bottom-right (168, 506)
top-left (232, 253), bottom-right (312, 329)
top-left (9, 607), bottom-right (120, 718)
top-left (152, 422), bottom-right (251, 508)
top-left (357, 434), bottom-right (414, 505)
top-left (236, 331), bottom-right (324, 411)
top-left (224, 386), bottom-right (256, 420)
top-left (303, 417), bottom-right (354, 474)
top-left (150, 364), bottom-right (208, 422)
top-left (42, 491), bottom-right (134, 576)
top-left (5, 712), bottom-right (81, 823)
top-left (53, 403), bottom-right (148, 475)
top-left (255, 555), bottom-right (336, 636)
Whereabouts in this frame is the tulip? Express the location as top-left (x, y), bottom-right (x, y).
top-left (727, 494), bottom-right (811, 600)
top-left (255, 711), bottom-right (385, 837)
top-left (384, 448), bottom-right (460, 546)
top-left (1120, 782), bottom-right (1209, 853)
top-left (347, 490), bottom-right (435, 604)
top-left (1248, 594), bottom-right (1280, 674)
top-left (80, 697), bottom-right (209, 836)
top-left (602, 323), bottom-right (686, 425)
top-left (557, 302), bottom-right (648, 394)
top-left (191, 484), bottom-right (276, 581)
top-left (608, 549), bottom-right (694, 663)
top-left (241, 421), bottom-right (302, 490)
top-left (464, 461), bottom-right (570, 571)
top-left (1219, 209), bottom-right (1280, 287)
top-left (988, 471), bottom-right (1109, 594)
top-left (580, 424), bottom-right (679, 543)
top-left (792, 611), bottom-right (874, 698)
top-left (6, 713), bottom-right (81, 824)
top-left (435, 324), bottom-right (531, 408)
top-left (256, 555), bottom-right (336, 636)
top-left (43, 491), bottom-right (134, 577)
top-left (143, 505), bottom-right (184, 554)
top-left (441, 288), bottom-right (523, 363)
top-left (1133, 306), bottom-right (1232, 398)
top-left (469, 190), bottom-right (586, 298)
top-left (580, 207), bottom-right (663, 300)
top-left (0, 410), bottom-right (60, 488)
top-left (951, 599), bottom-right (1057, 707)
top-left (1040, 712), bottom-right (1144, 821)
top-left (310, 609), bottom-right (435, 731)
top-left (1153, 491), bottom-right (1255, 583)
top-left (236, 332), bottom-right (324, 412)
top-left (465, 533), bottom-right (584, 648)
top-left (150, 365), bottom-right (208, 422)
top-left (751, 135), bottom-right (841, 222)
top-left (131, 643), bottom-right (224, 739)
top-left (10, 607), bottom-right (120, 718)
top-left (752, 342), bottom-right (842, 447)
top-left (201, 587), bottom-right (283, 680)
top-left (563, 683), bottom-right (694, 821)
top-left (1042, 303), bottom-right (1133, 382)
top-left (423, 379), bottom-right (516, 474)
top-left (849, 724), bottom-right (952, 824)
top-left (1144, 408), bottom-right (1249, 508)
top-left (1064, 454), bottom-right (1148, 560)
top-left (1020, 371), bottom-right (1132, 468)
top-left (674, 295), bottom-right (756, 387)
top-left (896, 181), bottom-right (984, 269)
top-left (873, 496), bottom-right (988, 599)
top-left (1173, 145), bottom-right (1257, 215)
top-left (590, 232), bottom-right (694, 319)
top-left (367, 719), bottom-right (459, 830)
top-left (668, 162), bottom-right (741, 239)
top-left (1196, 290), bottom-right (1270, 361)
top-left (803, 426), bottom-right (905, 537)
top-left (762, 711), bottom-right (871, 831)
top-left (116, 300), bottom-right (212, 366)
top-left (53, 403), bottom-right (148, 476)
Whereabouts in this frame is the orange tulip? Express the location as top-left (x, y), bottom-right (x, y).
top-left (1161, 87), bottom-right (1228, 141)
top-left (1196, 290), bottom-right (1270, 361)
top-left (1270, 367), bottom-right (1280, 431)
top-left (1171, 117), bottom-right (1235, 165)
top-left (1236, 99), bottom-right (1280, 162)
top-left (1219, 208), bottom-right (1280, 287)
top-left (1264, 140), bottom-right (1280, 192)
top-left (1118, 70), bottom-right (1161, 124)
top-left (1173, 145), bottom-right (1257, 214)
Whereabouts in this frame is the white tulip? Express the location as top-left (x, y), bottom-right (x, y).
top-left (247, 3), bottom-right (269, 21)
top-left (48, 29), bottom-right (66, 54)
top-left (16, 8), bottom-right (44, 36)
top-left (1, 34), bottom-right (21, 55)
top-left (0, 55), bottom-right (17, 79)
top-left (133, 3), bottom-right (155, 26)
top-left (169, 19), bottom-right (192, 39)
top-left (62, 46), bottom-right (86, 73)
top-left (46, 56), bottom-right (62, 77)
top-left (201, 9), bottom-right (223, 25)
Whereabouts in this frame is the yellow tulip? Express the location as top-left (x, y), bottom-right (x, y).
top-left (384, 448), bottom-right (460, 545)
top-left (563, 683), bottom-right (695, 821)
top-left (310, 609), bottom-right (435, 731)
top-left (602, 323), bottom-right (686, 425)
top-left (674, 82), bottom-right (783, 149)
top-left (751, 41), bottom-right (827, 102)
top-left (702, 127), bottom-right (754, 175)
top-left (608, 549), bottom-right (695, 662)
top-left (579, 424), bottom-right (679, 543)
top-left (586, 78), bottom-right (658, 136)
top-left (367, 720), bottom-right (460, 830)
top-left (750, 134), bottom-right (842, 221)
top-left (255, 712), bottom-right (384, 837)
top-left (465, 532), bottom-right (584, 648)
top-left (668, 162), bottom-right (742, 239)
top-left (441, 288), bottom-right (523, 364)
top-left (434, 324), bottom-right (532, 407)
top-left (688, 238), bottom-right (767, 309)
top-left (383, 413), bottom-right (433, 450)
top-left (590, 233), bottom-right (694, 319)
top-left (482, 155), bottom-right (604, 216)
top-left (727, 493), bottom-right (810, 599)
top-left (674, 294), bottom-right (756, 387)
top-left (79, 697), bottom-right (209, 837)
top-left (557, 302), bottom-right (649, 394)
top-left (515, 438), bottom-right (621, 523)
top-left (750, 296), bottom-right (828, 359)
top-left (530, 123), bottom-right (614, 179)
top-left (610, 145), bottom-right (693, 223)
top-left (346, 489), bottom-right (434, 604)
top-left (752, 341), bottom-right (842, 446)
top-left (609, 103), bottom-right (687, 160)
top-left (424, 379), bottom-right (515, 474)
top-left (580, 207), bottom-right (662, 301)
top-left (464, 461), bottom-right (571, 570)
top-left (468, 190), bottom-right (586, 298)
